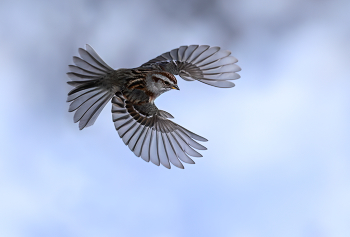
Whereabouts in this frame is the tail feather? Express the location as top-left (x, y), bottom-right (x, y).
top-left (73, 56), bottom-right (107, 74)
top-left (73, 91), bottom-right (114, 129)
top-left (85, 44), bottom-right (114, 71)
top-left (67, 88), bottom-right (101, 102)
top-left (67, 72), bottom-right (101, 81)
top-left (69, 65), bottom-right (104, 77)
top-left (67, 45), bottom-right (116, 129)
top-left (68, 89), bottom-right (104, 112)
top-left (81, 93), bottom-right (113, 129)
top-left (78, 48), bottom-right (112, 72)
top-left (67, 81), bottom-right (99, 95)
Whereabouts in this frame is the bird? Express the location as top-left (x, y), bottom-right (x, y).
top-left (67, 44), bottom-right (241, 169)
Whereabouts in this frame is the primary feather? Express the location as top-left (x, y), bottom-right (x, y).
top-left (67, 44), bottom-right (241, 168)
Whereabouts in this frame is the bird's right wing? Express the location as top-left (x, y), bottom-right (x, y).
top-left (141, 45), bottom-right (241, 88)
top-left (111, 93), bottom-right (207, 169)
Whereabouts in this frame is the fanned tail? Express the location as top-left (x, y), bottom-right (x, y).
top-left (67, 44), bottom-right (116, 130)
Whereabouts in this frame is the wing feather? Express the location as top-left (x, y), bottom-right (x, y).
top-left (111, 94), bottom-right (207, 169)
top-left (141, 45), bottom-right (241, 88)
top-left (149, 129), bottom-right (160, 166)
top-left (157, 131), bottom-right (171, 169)
top-left (168, 132), bottom-right (195, 164)
top-left (163, 133), bottom-right (184, 169)
top-left (131, 125), bottom-right (148, 156)
top-left (140, 128), bottom-right (152, 162)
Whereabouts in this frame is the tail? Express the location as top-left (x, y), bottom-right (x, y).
top-left (67, 44), bottom-right (116, 130)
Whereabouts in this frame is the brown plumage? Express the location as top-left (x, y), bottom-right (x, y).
top-left (67, 44), bottom-right (241, 169)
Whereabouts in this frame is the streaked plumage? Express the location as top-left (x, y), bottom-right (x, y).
top-left (67, 45), bottom-right (241, 169)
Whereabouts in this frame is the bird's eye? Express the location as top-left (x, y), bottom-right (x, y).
top-left (164, 81), bottom-right (170, 85)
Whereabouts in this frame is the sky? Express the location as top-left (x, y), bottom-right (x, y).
top-left (0, 0), bottom-right (349, 236)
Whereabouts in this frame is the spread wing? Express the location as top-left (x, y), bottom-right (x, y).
top-left (111, 93), bottom-right (207, 169)
top-left (141, 45), bottom-right (241, 88)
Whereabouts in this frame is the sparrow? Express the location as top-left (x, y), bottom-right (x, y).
top-left (67, 45), bottom-right (241, 169)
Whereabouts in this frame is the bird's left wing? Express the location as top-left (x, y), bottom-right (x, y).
top-left (111, 93), bottom-right (207, 169)
top-left (141, 45), bottom-right (241, 88)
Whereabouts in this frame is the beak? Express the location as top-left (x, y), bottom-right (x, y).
top-left (172, 85), bottom-right (180, 90)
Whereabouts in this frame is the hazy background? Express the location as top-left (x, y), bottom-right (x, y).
top-left (1, 0), bottom-right (349, 236)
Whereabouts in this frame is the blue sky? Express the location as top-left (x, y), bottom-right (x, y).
top-left (1, 0), bottom-right (349, 236)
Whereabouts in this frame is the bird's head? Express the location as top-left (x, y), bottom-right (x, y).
top-left (146, 71), bottom-right (179, 97)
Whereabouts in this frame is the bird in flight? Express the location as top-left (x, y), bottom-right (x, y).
top-left (67, 45), bottom-right (241, 169)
